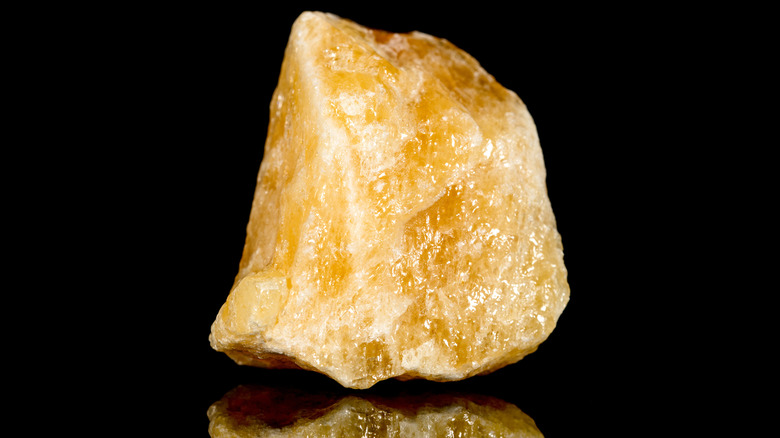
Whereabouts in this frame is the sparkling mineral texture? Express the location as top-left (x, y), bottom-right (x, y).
top-left (209, 11), bottom-right (569, 389)
top-left (207, 385), bottom-right (544, 437)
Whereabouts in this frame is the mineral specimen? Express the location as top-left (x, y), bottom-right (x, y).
top-left (207, 385), bottom-right (543, 437)
top-left (209, 11), bottom-right (569, 389)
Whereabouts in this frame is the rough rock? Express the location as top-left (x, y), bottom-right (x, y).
top-left (207, 385), bottom-right (543, 437)
top-left (209, 11), bottom-right (569, 389)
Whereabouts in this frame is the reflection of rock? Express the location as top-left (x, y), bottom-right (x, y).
top-left (207, 385), bottom-right (543, 437)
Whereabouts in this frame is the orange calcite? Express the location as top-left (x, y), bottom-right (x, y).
top-left (207, 385), bottom-right (544, 437)
top-left (209, 11), bottom-right (569, 389)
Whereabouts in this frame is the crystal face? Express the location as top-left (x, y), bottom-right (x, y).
top-left (209, 11), bottom-right (569, 389)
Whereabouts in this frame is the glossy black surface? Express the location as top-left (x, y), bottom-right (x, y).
top-left (61, 4), bottom-right (704, 436)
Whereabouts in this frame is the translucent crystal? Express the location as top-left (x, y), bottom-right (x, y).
top-left (209, 11), bottom-right (569, 389)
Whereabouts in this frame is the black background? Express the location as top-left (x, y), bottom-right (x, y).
top-left (23, 2), bottom-right (761, 436)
